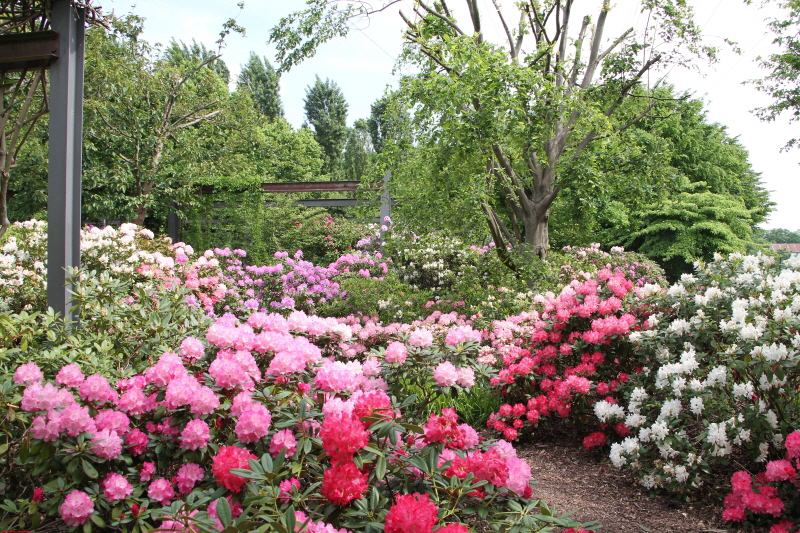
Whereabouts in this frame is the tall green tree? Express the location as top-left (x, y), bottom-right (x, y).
top-left (757, 227), bottom-right (800, 243)
top-left (82, 16), bottom-right (229, 227)
top-left (272, 0), bottom-right (715, 263)
top-left (165, 38), bottom-right (230, 84)
top-left (237, 53), bottom-right (283, 120)
top-left (624, 180), bottom-right (757, 280)
top-left (341, 118), bottom-right (374, 181)
top-left (303, 76), bottom-right (348, 175)
top-left (750, 0), bottom-right (800, 149)
top-left (553, 89), bottom-right (774, 250)
top-left (367, 93), bottom-right (410, 154)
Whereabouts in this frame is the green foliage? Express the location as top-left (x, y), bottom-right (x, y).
top-left (272, 0), bottom-right (721, 261)
top-left (81, 16), bottom-right (230, 229)
top-left (303, 76), bottom-right (349, 175)
top-left (341, 119), bottom-right (375, 181)
top-left (757, 227), bottom-right (800, 243)
top-left (164, 38), bottom-right (230, 84)
top-left (367, 93), bottom-right (411, 154)
top-left (182, 192), bottom-right (371, 267)
top-left (237, 52), bottom-right (283, 120)
top-left (624, 181), bottom-right (757, 280)
top-left (751, 0), bottom-right (800, 150)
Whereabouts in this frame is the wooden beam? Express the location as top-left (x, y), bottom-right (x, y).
top-left (0, 30), bottom-right (59, 72)
top-left (196, 181), bottom-right (364, 195)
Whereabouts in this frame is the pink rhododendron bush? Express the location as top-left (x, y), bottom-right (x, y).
top-left (484, 266), bottom-right (648, 442)
top-left (2, 311), bottom-right (592, 532)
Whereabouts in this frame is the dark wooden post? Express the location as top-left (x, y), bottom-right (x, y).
top-left (47, 0), bottom-right (85, 321)
top-left (167, 203), bottom-right (179, 242)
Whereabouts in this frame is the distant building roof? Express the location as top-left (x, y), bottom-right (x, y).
top-left (772, 243), bottom-right (800, 253)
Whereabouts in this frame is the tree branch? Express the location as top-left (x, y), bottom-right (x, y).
top-left (416, 0), bottom-right (465, 36)
top-left (579, 0), bottom-right (610, 89)
top-left (491, 0), bottom-right (517, 60)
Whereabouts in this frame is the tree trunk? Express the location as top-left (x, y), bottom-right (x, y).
top-left (133, 181), bottom-right (154, 225)
top-left (0, 171), bottom-right (9, 239)
top-left (525, 205), bottom-right (550, 259)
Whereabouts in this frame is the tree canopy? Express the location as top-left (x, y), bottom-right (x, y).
top-left (303, 76), bottom-right (349, 175)
top-left (751, 0), bottom-right (800, 150)
top-left (165, 38), bottom-right (230, 84)
top-left (238, 52), bottom-right (284, 120)
top-left (81, 16), bottom-right (230, 226)
top-left (272, 0), bottom-right (718, 263)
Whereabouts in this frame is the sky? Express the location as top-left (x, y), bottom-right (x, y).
top-left (101, 0), bottom-right (800, 231)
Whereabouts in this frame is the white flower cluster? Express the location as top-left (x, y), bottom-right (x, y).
top-left (607, 252), bottom-right (800, 493)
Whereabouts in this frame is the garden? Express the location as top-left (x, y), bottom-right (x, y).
top-left (0, 218), bottom-right (798, 533)
top-left (2, 0), bottom-right (800, 531)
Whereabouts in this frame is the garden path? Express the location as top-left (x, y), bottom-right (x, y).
top-left (518, 436), bottom-right (759, 533)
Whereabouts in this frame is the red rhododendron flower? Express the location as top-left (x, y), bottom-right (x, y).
top-left (582, 431), bottom-right (607, 450)
top-left (466, 450), bottom-right (509, 487)
top-left (321, 413), bottom-right (370, 462)
top-left (320, 461), bottom-right (368, 505)
top-left (212, 446), bottom-right (256, 493)
top-left (385, 493), bottom-right (438, 533)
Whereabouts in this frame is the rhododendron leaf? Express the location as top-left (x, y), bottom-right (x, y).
top-left (39, 442), bottom-right (55, 461)
top-left (66, 458), bottom-right (79, 477)
top-left (282, 505), bottom-right (296, 533)
top-left (399, 395), bottom-right (418, 408)
top-left (90, 514), bottom-right (105, 527)
top-left (400, 423), bottom-right (423, 434)
top-left (248, 458), bottom-right (265, 475)
top-left (375, 455), bottom-right (387, 480)
top-left (216, 496), bottom-right (232, 527)
top-left (369, 486), bottom-right (380, 508)
top-left (364, 446), bottom-right (382, 456)
top-left (477, 507), bottom-right (488, 519)
top-left (303, 439), bottom-right (313, 454)
top-left (0, 443), bottom-right (8, 457)
top-left (31, 461), bottom-right (48, 477)
top-left (260, 453), bottom-right (273, 473)
top-left (299, 398), bottom-right (307, 419)
top-left (82, 521), bottom-right (92, 533)
top-left (81, 459), bottom-right (99, 479)
top-left (18, 440), bottom-right (28, 463)
top-left (0, 500), bottom-right (18, 513)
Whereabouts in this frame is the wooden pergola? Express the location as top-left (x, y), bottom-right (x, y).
top-left (0, 0), bottom-right (89, 321)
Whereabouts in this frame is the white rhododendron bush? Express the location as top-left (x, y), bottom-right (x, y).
top-left (613, 254), bottom-right (800, 494)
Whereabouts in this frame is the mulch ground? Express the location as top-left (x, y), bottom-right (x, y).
top-left (518, 434), bottom-right (762, 533)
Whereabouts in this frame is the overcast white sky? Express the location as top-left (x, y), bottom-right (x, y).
top-left (102, 0), bottom-right (799, 231)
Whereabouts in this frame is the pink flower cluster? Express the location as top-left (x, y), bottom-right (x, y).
top-left (722, 431), bottom-right (800, 529)
top-left (433, 362), bottom-right (474, 387)
top-left (424, 408), bottom-right (479, 450)
top-left (60, 490), bottom-right (94, 526)
top-left (484, 269), bottom-right (644, 441)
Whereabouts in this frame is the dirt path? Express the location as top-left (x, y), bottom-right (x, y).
top-left (518, 438), bottom-right (758, 533)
